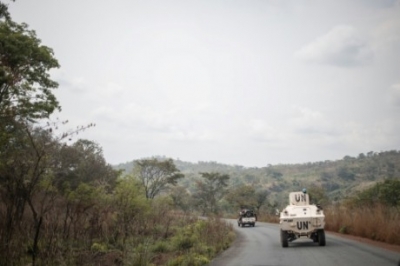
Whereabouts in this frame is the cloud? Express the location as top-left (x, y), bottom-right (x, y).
top-left (289, 106), bottom-right (337, 135)
top-left (372, 17), bottom-right (400, 50)
top-left (358, 0), bottom-right (399, 8)
top-left (50, 69), bottom-right (89, 93)
top-left (90, 101), bottom-right (222, 144)
top-left (387, 83), bottom-right (400, 107)
top-left (247, 119), bottom-right (285, 143)
top-left (338, 119), bottom-right (400, 151)
top-left (296, 25), bottom-right (373, 67)
top-left (246, 107), bottom-right (338, 149)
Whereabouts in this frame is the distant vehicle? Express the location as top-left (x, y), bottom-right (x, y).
top-left (279, 189), bottom-right (326, 247)
top-left (238, 209), bottom-right (257, 227)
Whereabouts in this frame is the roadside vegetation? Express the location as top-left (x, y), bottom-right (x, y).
top-left (325, 179), bottom-right (400, 245)
top-left (0, 4), bottom-right (234, 265)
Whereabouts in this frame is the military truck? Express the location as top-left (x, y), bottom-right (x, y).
top-left (237, 209), bottom-right (257, 227)
top-left (279, 190), bottom-right (326, 247)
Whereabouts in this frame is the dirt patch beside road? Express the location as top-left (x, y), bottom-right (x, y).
top-left (328, 231), bottom-right (400, 253)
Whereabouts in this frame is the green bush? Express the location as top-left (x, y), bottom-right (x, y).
top-left (91, 242), bottom-right (108, 253)
top-left (151, 241), bottom-right (170, 253)
top-left (194, 243), bottom-right (215, 257)
top-left (172, 233), bottom-right (196, 250)
top-left (127, 242), bottom-right (154, 266)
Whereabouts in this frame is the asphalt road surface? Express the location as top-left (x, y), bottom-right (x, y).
top-left (209, 219), bottom-right (400, 266)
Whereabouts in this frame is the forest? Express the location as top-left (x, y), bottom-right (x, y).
top-left (116, 151), bottom-right (400, 245)
top-left (116, 150), bottom-right (400, 211)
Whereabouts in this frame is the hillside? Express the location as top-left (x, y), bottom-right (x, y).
top-left (114, 150), bottom-right (400, 208)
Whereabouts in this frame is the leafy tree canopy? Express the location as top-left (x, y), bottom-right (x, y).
top-left (54, 139), bottom-right (120, 192)
top-left (0, 3), bottom-right (60, 121)
top-left (307, 185), bottom-right (330, 206)
top-left (133, 158), bottom-right (184, 199)
top-left (0, 1), bottom-right (13, 21)
top-left (193, 172), bottom-right (230, 214)
top-left (225, 185), bottom-right (257, 210)
top-left (352, 179), bottom-right (400, 207)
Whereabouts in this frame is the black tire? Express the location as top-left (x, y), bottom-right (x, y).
top-left (312, 232), bottom-right (318, 242)
top-left (281, 230), bottom-right (289, 248)
top-left (318, 229), bottom-right (326, 246)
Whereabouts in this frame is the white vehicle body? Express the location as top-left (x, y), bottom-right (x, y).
top-left (279, 191), bottom-right (326, 247)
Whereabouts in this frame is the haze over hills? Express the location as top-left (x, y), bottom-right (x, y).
top-left (114, 150), bottom-right (400, 208)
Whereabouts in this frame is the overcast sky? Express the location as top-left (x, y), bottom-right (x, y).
top-left (8, 0), bottom-right (400, 167)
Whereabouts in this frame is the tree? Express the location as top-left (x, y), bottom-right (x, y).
top-left (358, 153), bottom-right (366, 159)
top-left (0, 3), bottom-right (107, 265)
top-left (1, 6), bottom-right (60, 121)
top-left (352, 180), bottom-right (400, 207)
top-left (0, 1), bottom-right (13, 21)
top-left (133, 158), bottom-right (184, 199)
top-left (254, 189), bottom-right (269, 212)
top-left (225, 185), bottom-right (257, 211)
top-left (307, 185), bottom-right (329, 206)
top-left (193, 172), bottom-right (230, 214)
top-left (0, 121), bottom-right (59, 265)
top-left (170, 186), bottom-right (192, 213)
top-left (113, 177), bottom-right (150, 244)
top-left (266, 167), bottom-right (283, 179)
top-left (337, 167), bottom-right (355, 181)
top-left (0, 120), bottom-right (96, 265)
top-left (53, 139), bottom-right (119, 192)
top-left (225, 186), bottom-right (268, 213)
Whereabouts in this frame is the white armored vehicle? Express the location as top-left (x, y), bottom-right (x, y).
top-left (279, 189), bottom-right (325, 247)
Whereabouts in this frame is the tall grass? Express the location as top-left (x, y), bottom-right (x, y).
top-left (0, 192), bottom-right (235, 266)
top-left (258, 213), bottom-right (280, 223)
top-left (325, 204), bottom-right (400, 245)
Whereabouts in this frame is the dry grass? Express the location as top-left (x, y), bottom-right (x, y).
top-left (325, 204), bottom-right (400, 245)
top-left (258, 213), bottom-right (280, 224)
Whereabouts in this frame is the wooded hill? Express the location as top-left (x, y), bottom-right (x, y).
top-left (114, 150), bottom-right (400, 209)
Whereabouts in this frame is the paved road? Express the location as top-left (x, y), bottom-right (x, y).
top-left (209, 219), bottom-right (400, 266)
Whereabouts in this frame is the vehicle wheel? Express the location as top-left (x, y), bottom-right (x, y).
top-left (318, 229), bottom-right (326, 246)
top-left (311, 232), bottom-right (318, 242)
top-left (281, 230), bottom-right (289, 248)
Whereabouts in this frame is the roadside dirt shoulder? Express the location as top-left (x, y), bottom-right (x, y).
top-left (327, 231), bottom-right (400, 253)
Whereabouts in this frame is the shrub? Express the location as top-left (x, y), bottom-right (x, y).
top-left (91, 242), bottom-right (108, 253)
top-left (172, 233), bottom-right (196, 250)
top-left (151, 241), bottom-right (170, 253)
